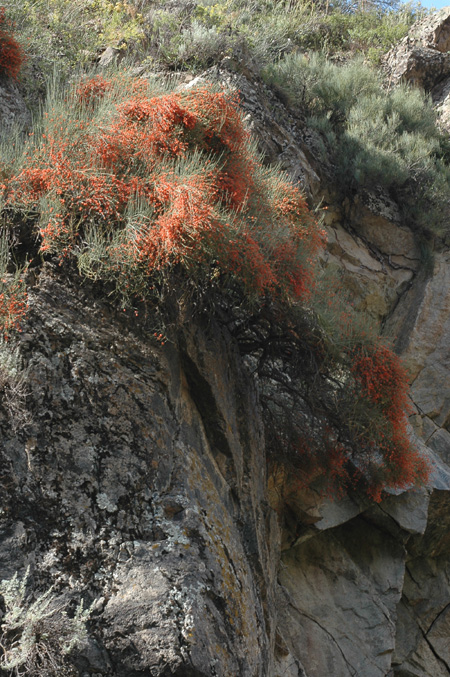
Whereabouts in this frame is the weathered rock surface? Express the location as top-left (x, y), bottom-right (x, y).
top-left (0, 266), bottom-right (282, 676)
top-left (0, 73), bottom-right (31, 135)
top-left (388, 250), bottom-right (450, 431)
top-left (384, 7), bottom-right (450, 130)
top-left (2, 252), bottom-right (450, 676)
top-left (384, 7), bottom-right (450, 89)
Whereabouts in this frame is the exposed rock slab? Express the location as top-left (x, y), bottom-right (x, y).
top-left (278, 517), bottom-right (406, 677)
top-left (388, 251), bottom-right (450, 430)
top-left (0, 267), bottom-right (281, 676)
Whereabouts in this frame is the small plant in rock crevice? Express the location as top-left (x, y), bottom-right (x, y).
top-left (0, 336), bottom-right (29, 431)
top-left (0, 231), bottom-right (27, 339)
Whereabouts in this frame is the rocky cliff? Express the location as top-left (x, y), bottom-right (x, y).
top-left (1, 9), bottom-right (450, 677)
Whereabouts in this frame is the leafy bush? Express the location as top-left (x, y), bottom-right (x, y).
top-left (264, 52), bottom-right (381, 115)
top-left (348, 342), bottom-right (427, 498)
top-left (264, 53), bottom-right (450, 235)
top-left (4, 0), bottom-right (424, 86)
top-left (192, 0), bottom-right (422, 66)
top-left (0, 568), bottom-right (91, 676)
top-left (292, 4), bottom-right (426, 61)
top-left (5, 0), bottom-right (145, 84)
top-left (236, 286), bottom-right (428, 502)
top-left (0, 7), bottom-right (24, 80)
top-left (6, 74), bottom-right (323, 304)
top-left (0, 72), bottom-right (428, 500)
top-left (176, 21), bottom-right (231, 68)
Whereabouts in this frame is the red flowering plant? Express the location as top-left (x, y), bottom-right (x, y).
top-left (345, 342), bottom-right (429, 500)
top-left (0, 7), bottom-right (25, 80)
top-left (6, 74), bottom-right (323, 304)
top-left (1, 72), bottom-right (429, 500)
top-left (232, 286), bottom-right (429, 501)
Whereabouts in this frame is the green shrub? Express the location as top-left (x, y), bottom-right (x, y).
top-left (264, 53), bottom-right (450, 235)
top-left (0, 568), bottom-right (92, 676)
top-left (263, 53), bottom-right (381, 116)
top-left (3, 0), bottom-right (429, 84)
top-left (5, 0), bottom-right (145, 83)
top-left (175, 20), bottom-right (231, 68)
top-left (301, 4), bottom-right (425, 60)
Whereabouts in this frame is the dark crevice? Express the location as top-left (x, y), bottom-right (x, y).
top-left (405, 563), bottom-right (422, 589)
top-left (181, 350), bottom-right (232, 460)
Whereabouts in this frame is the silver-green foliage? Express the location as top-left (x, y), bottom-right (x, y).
top-left (0, 568), bottom-right (92, 676)
top-left (263, 53), bottom-right (450, 235)
top-left (0, 335), bottom-right (29, 432)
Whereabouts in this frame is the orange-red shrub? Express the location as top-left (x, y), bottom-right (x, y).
top-left (349, 342), bottom-right (429, 500)
top-left (0, 273), bottom-right (27, 338)
top-left (0, 8), bottom-right (24, 80)
top-left (7, 75), bottom-right (324, 301)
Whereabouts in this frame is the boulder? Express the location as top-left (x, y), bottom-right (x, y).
top-left (384, 7), bottom-right (450, 90)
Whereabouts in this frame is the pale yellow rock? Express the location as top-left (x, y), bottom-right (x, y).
top-left (393, 252), bottom-right (450, 431)
top-left (352, 197), bottom-right (419, 259)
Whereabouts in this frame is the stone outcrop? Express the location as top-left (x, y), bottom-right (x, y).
top-left (0, 266), bottom-right (281, 676)
top-left (384, 7), bottom-right (450, 129)
top-left (384, 7), bottom-right (450, 88)
top-left (3, 261), bottom-right (450, 676)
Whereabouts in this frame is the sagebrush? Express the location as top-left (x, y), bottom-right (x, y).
top-left (0, 568), bottom-right (91, 676)
top-left (263, 52), bottom-right (450, 235)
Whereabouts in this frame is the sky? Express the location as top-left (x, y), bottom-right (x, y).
top-left (413, 0), bottom-right (450, 9)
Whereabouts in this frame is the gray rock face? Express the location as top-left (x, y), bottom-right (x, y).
top-left (385, 45), bottom-right (450, 90)
top-left (209, 41), bottom-right (450, 677)
top-left (383, 7), bottom-right (450, 130)
top-left (3, 248), bottom-right (450, 677)
top-left (0, 74), bottom-right (31, 135)
top-left (384, 7), bottom-right (450, 89)
top-left (278, 519), bottom-right (405, 677)
top-left (0, 267), bottom-right (280, 676)
top-left (408, 6), bottom-right (450, 52)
